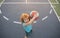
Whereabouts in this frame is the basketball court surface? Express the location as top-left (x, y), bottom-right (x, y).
top-left (0, 0), bottom-right (60, 38)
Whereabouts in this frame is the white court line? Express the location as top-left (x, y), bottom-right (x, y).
top-left (42, 16), bottom-right (48, 21)
top-left (3, 2), bottom-right (59, 4)
top-left (59, 17), bottom-right (60, 21)
top-left (26, 0), bottom-right (28, 4)
top-left (48, 0), bottom-right (60, 22)
top-left (13, 21), bottom-right (22, 24)
top-left (0, 9), bottom-right (2, 14)
top-left (33, 21), bottom-right (37, 23)
top-left (50, 9), bottom-right (52, 14)
top-left (13, 21), bottom-right (37, 24)
top-left (55, 0), bottom-right (59, 4)
top-left (0, 0), bottom-right (5, 7)
top-left (59, 20), bottom-right (60, 22)
top-left (3, 16), bottom-right (9, 20)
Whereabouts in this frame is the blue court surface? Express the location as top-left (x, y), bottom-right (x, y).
top-left (0, 0), bottom-right (60, 38)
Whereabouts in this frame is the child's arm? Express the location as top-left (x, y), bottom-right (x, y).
top-left (25, 15), bottom-right (37, 25)
top-left (25, 17), bottom-right (35, 25)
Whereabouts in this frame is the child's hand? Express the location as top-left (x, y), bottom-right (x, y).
top-left (33, 14), bottom-right (38, 18)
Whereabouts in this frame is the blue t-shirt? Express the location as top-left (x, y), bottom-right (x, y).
top-left (23, 23), bottom-right (32, 33)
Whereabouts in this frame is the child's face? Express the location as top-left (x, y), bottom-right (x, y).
top-left (24, 18), bottom-right (29, 23)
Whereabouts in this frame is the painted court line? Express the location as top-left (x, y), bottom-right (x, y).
top-left (33, 21), bottom-right (37, 23)
top-left (48, 0), bottom-right (60, 22)
top-left (13, 21), bottom-right (37, 24)
top-left (13, 21), bottom-right (22, 24)
top-left (3, 16), bottom-right (9, 20)
top-left (42, 16), bottom-right (48, 21)
top-left (26, 0), bottom-right (28, 4)
top-left (0, 0), bottom-right (5, 7)
top-left (3, 2), bottom-right (59, 4)
top-left (59, 17), bottom-right (60, 21)
top-left (50, 9), bottom-right (52, 14)
top-left (55, 0), bottom-right (59, 4)
top-left (0, 9), bottom-right (2, 14)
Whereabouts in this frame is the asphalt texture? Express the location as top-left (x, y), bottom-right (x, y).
top-left (0, 0), bottom-right (60, 38)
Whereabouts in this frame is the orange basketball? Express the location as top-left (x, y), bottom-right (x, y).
top-left (30, 11), bottom-right (39, 20)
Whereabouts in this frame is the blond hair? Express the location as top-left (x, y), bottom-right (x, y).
top-left (20, 13), bottom-right (30, 23)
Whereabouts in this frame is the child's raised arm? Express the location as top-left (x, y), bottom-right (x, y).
top-left (25, 15), bottom-right (37, 25)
